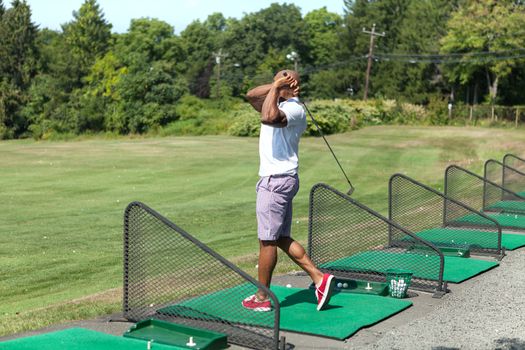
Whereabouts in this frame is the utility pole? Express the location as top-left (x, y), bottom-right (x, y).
top-left (212, 49), bottom-right (228, 98)
top-left (362, 24), bottom-right (385, 100)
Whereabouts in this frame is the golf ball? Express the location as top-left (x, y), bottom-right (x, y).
top-left (286, 284), bottom-right (292, 288)
top-left (337, 282), bottom-right (343, 288)
top-left (342, 283), bottom-right (348, 288)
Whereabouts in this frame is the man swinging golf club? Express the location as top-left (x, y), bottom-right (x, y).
top-left (242, 69), bottom-right (335, 312)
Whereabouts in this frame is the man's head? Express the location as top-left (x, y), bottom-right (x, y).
top-left (273, 70), bottom-right (300, 99)
top-left (273, 70), bottom-right (300, 84)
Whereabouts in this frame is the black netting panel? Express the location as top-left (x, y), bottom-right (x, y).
top-left (483, 160), bottom-right (525, 211)
top-left (123, 202), bottom-right (280, 350)
top-left (308, 183), bottom-right (444, 294)
top-left (389, 174), bottom-right (502, 256)
top-left (445, 165), bottom-right (525, 220)
top-left (485, 159), bottom-right (525, 199)
top-left (503, 154), bottom-right (525, 174)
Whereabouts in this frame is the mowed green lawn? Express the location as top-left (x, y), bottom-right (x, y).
top-left (0, 126), bottom-right (523, 335)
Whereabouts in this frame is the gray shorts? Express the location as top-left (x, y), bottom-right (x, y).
top-left (256, 174), bottom-right (299, 241)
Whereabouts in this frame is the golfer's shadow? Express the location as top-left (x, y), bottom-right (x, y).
top-left (280, 289), bottom-right (343, 310)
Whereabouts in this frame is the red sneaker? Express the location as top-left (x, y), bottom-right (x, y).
top-left (242, 294), bottom-right (272, 312)
top-left (315, 274), bottom-right (335, 311)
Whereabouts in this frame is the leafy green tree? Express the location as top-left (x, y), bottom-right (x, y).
top-left (117, 18), bottom-right (184, 68)
top-left (440, 0), bottom-right (525, 104)
top-left (85, 52), bottom-right (127, 100)
top-left (20, 29), bottom-right (77, 138)
top-left (306, 68), bottom-right (356, 99)
top-left (108, 61), bottom-right (188, 133)
top-left (0, 0), bottom-right (39, 138)
top-left (384, 0), bottom-right (461, 102)
top-left (342, 0), bottom-right (411, 97)
top-left (302, 8), bottom-right (353, 98)
top-left (224, 3), bottom-right (307, 94)
top-left (61, 0), bottom-right (112, 87)
top-left (304, 7), bottom-right (344, 67)
top-left (0, 0), bottom-right (38, 88)
top-left (106, 18), bottom-right (188, 133)
top-left (180, 13), bottom-right (227, 97)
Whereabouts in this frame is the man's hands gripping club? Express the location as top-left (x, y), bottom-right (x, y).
top-left (245, 70), bottom-right (300, 126)
top-left (260, 72), bottom-right (300, 127)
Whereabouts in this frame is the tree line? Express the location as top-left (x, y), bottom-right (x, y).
top-left (1, 0), bottom-right (524, 139)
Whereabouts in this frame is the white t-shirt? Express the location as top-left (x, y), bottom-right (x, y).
top-left (258, 97), bottom-right (307, 177)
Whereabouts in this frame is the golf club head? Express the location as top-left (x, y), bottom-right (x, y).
top-left (346, 187), bottom-right (355, 196)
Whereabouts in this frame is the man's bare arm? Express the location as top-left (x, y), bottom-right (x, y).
top-left (246, 84), bottom-right (272, 112)
top-left (260, 76), bottom-right (297, 127)
top-left (260, 83), bottom-right (287, 127)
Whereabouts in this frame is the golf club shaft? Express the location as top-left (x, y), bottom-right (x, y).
top-left (302, 101), bottom-right (355, 195)
top-left (281, 71), bottom-right (354, 194)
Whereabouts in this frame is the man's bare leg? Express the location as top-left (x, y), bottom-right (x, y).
top-left (256, 240), bottom-right (278, 300)
top-left (277, 237), bottom-right (323, 286)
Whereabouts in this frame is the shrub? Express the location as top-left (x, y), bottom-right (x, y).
top-left (0, 123), bottom-right (12, 140)
top-left (228, 105), bottom-right (260, 137)
top-left (303, 100), bottom-right (351, 135)
top-left (395, 102), bottom-right (429, 124)
top-left (175, 95), bottom-right (206, 120)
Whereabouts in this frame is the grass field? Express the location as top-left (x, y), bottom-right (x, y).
top-left (0, 125), bottom-right (523, 336)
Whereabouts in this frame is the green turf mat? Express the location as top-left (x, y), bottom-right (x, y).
top-left (414, 228), bottom-right (525, 250)
top-left (486, 201), bottom-right (525, 214)
top-left (456, 213), bottom-right (525, 230)
top-left (0, 328), bottom-right (181, 350)
top-left (158, 285), bottom-right (412, 340)
top-left (321, 251), bottom-right (498, 283)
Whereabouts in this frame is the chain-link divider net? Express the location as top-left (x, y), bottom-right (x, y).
top-left (485, 159), bottom-right (525, 201)
top-left (123, 202), bottom-right (280, 350)
top-left (308, 183), bottom-right (445, 296)
top-left (389, 174), bottom-right (503, 257)
top-left (445, 165), bottom-right (525, 226)
top-left (503, 154), bottom-right (525, 176)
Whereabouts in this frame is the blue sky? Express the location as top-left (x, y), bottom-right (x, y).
top-left (15, 0), bottom-right (346, 34)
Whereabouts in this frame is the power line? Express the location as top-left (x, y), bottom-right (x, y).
top-left (373, 53), bottom-right (525, 64)
top-left (376, 48), bottom-right (525, 58)
top-left (297, 51), bottom-right (525, 75)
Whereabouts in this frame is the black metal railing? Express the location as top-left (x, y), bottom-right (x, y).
top-left (503, 154), bottom-right (525, 175)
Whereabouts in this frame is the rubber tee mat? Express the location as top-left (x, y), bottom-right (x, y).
top-left (455, 213), bottom-right (525, 230)
top-left (414, 228), bottom-right (525, 250)
top-left (157, 284), bottom-right (412, 340)
top-left (0, 328), bottom-right (182, 350)
top-left (486, 201), bottom-right (525, 214)
top-left (321, 250), bottom-right (498, 283)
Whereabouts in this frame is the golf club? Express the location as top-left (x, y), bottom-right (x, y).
top-left (283, 71), bottom-right (355, 195)
top-left (302, 102), bottom-right (355, 196)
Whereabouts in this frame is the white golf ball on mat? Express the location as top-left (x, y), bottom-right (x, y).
top-left (286, 284), bottom-right (292, 288)
top-left (342, 282), bottom-right (348, 288)
top-left (337, 282), bottom-right (343, 288)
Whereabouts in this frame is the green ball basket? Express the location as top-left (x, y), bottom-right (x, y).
top-left (386, 269), bottom-right (413, 298)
